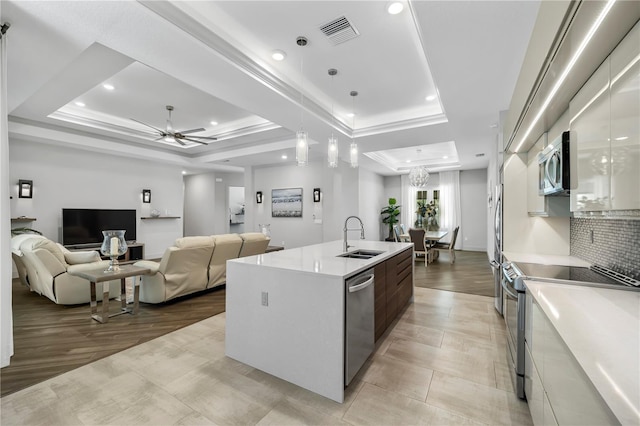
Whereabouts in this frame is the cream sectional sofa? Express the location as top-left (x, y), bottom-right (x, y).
top-left (134, 232), bottom-right (269, 303)
top-left (11, 235), bottom-right (120, 305)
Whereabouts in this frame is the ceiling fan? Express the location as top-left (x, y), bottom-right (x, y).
top-left (131, 105), bottom-right (217, 146)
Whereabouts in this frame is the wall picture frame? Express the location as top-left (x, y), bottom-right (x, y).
top-left (272, 188), bottom-right (302, 218)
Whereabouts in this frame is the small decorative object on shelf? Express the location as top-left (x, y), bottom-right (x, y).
top-left (100, 230), bottom-right (127, 272)
top-left (150, 209), bottom-right (160, 217)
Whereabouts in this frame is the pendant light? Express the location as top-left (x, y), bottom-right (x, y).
top-left (296, 36), bottom-right (309, 166)
top-left (409, 148), bottom-right (430, 188)
top-left (350, 90), bottom-right (359, 168)
top-left (327, 68), bottom-right (339, 168)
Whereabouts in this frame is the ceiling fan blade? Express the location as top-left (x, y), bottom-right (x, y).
top-left (179, 128), bottom-right (207, 135)
top-left (182, 137), bottom-right (210, 145)
top-left (130, 118), bottom-right (163, 134)
top-left (175, 138), bottom-right (187, 146)
top-left (184, 136), bottom-right (218, 140)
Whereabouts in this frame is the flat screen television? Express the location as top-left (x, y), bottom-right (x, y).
top-left (62, 208), bottom-right (137, 246)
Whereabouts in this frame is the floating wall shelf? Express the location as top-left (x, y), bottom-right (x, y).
top-left (11, 217), bottom-right (37, 223)
top-left (141, 216), bottom-right (181, 220)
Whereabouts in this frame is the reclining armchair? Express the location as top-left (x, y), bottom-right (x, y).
top-left (12, 236), bottom-right (120, 304)
top-left (135, 236), bottom-right (215, 304)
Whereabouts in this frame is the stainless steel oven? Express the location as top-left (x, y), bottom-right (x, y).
top-left (501, 262), bottom-right (526, 398)
top-left (501, 261), bottom-right (639, 400)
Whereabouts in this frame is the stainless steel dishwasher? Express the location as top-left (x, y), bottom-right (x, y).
top-left (345, 268), bottom-right (375, 386)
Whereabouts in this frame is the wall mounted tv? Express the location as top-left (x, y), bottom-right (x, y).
top-left (62, 208), bottom-right (137, 246)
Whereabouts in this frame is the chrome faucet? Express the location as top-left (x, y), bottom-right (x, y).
top-left (343, 216), bottom-right (365, 252)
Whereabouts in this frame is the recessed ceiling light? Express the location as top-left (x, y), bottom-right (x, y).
top-left (615, 136), bottom-right (628, 141)
top-left (387, 2), bottom-right (404, 15)
top-left (102, 83), bottom-right (115, 91)
top-left (405, 160), bottom-right (411, 163)
top-left (281, 154), bottom-right (288, 160)
top-left (425, 95), bottom-right (436, 101)
top-left (272, 50), bottom-right (286, 61)
top-left (210, 121), bottom-right (218, 126)
top-left (347, 113), bottom-right (355, 118)
top-left (443, 156), bottom-right (448, 159)
top-left (181, 170), bottom-right (187, 175)
top-left (74, 101), bottom-right (85, 107)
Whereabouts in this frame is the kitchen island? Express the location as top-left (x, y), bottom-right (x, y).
top-left (225, 240), bottom-right (413, 403)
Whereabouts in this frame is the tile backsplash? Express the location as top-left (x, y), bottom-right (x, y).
top-left (571, 218), bottom-right (640, 280)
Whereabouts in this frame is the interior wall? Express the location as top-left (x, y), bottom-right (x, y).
top-left (251, 161), bottom-right (327, 249)
top-left (503, 152), bottom-right (570, 255)
top-left (358, 168), bottom-right (384, 242)
top-left (183, 173), bottom-right (216, 237)
top-left (460, 169), bottom-right (488, 251)
top-left (183, 171), bottom-right (245, 236)
top-left (9, 139), bottom-right (184, 259)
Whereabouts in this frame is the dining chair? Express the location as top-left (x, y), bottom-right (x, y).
top-left (393, 225), bottom-right (402, 242)
top-left (400, 224), bottom-right (407, 234)
top-left (433, 226), bottom-right (460, 264)
top-left (408, 228), bottom-right (430, 266)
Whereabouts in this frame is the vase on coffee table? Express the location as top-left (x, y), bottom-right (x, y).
top-left (100, 230), bottom-right (128, 272)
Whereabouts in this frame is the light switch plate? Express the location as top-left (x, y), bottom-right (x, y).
top-left (261, 291), bottom-right (268, 306)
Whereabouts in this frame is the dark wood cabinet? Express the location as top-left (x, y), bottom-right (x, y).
top-left (374, 262), bottom-right (387, 341)
top-left (374, 247), bottom-right (413, 341)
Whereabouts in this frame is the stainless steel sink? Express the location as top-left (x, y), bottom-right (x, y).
top-left (337, 249), bottom-right (384, 259)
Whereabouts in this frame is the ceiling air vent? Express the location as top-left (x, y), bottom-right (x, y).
top-left (319, 16), bottom-right (360, 46)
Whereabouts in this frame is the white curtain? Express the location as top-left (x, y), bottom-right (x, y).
top-left (1, 22), bottom-right (14, 367)
top-left (439, 170), bottom-right (462, 247)
top-left (400, 174), bottom-right (417, 230)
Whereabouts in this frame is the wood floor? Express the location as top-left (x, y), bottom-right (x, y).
top-left (0, 279), bottom-right (225, 397)
top-left (1, 249), bottom-right (494, 399)
top-left (414, 250), bottom-right (496, 298)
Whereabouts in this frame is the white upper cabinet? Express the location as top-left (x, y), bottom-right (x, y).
top-left (609, 23), bottom-right (640, 210)
top-left (570, 21), bottom-right (640, 212)
top-left (570, 60), bottom-right (611, 211)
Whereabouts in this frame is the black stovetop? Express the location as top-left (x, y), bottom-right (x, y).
top-left (514, 262), bottom-right (622, 286)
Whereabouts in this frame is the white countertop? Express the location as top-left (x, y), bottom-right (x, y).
top-left (504, 251), bottom-right (590, 267)
top-left (525, 280), bottom-right (640, 425)
top-left (229, 240), bottom-right (413, 279)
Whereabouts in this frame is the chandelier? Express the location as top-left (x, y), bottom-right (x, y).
top-left (409, 166), bottom-right (430, 188)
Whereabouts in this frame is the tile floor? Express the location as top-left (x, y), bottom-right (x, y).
top-left (1, 287), bottom-right (532, 425)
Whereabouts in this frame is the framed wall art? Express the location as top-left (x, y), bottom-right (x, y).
top-left (272, 188), bottom-right (302, 218)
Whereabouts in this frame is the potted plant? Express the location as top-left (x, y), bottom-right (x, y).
top-left (380, 198), bottom-right (401, 241)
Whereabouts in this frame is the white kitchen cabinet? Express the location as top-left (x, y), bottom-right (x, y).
top-left (569, 58), bottom-right (611, 211)
top-left (527, 133), bottom-right (571, 216)
top-left (525, 288), bottom-right (619, 425)
top-left (609, 22), bottom-right (640, 210)
top-left (570, 21), bottom-right (640, 212)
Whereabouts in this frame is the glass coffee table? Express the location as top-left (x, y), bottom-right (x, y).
top-left (70, 264), bottom-right (150, 323)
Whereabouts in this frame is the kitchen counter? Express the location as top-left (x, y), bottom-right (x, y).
top-left (525, 280), bottom-right (640, 425)
top-left (504, 251), bottom-right (590, 267)
top-left (225, 240), bottom-right (413, 403)
top-left (229, 239), bottom-right (413, 278)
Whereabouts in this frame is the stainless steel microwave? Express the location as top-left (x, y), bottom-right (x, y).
top-left (538, 131), bottom-right (570, 196)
